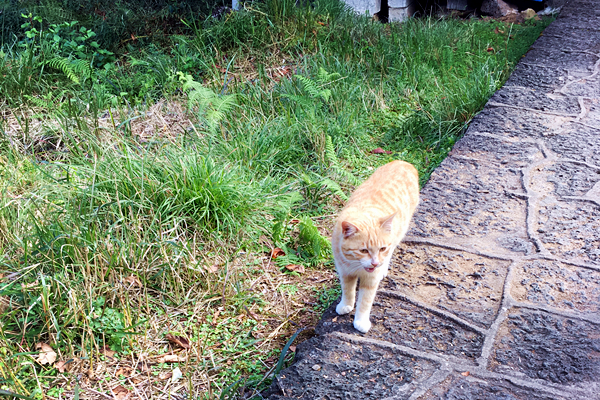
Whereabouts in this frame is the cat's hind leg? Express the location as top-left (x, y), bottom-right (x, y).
top-left (336, 274), bottom-right (358, 315)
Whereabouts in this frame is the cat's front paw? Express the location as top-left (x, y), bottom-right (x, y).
top-left (336, 302), bottom-right (353, 315)
top-left (353, 317), bottom-right (372, 333)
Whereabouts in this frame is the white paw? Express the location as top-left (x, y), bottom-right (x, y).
top-left (353, 317), bottom-right (372, 333)
top-left (336, 302), bottom-right (353, 315)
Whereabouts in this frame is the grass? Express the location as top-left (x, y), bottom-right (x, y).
top-left (0, 0), bottom-right (554, 398)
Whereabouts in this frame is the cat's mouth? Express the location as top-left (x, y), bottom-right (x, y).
top-left (364, 267), bottom-right (376, 273)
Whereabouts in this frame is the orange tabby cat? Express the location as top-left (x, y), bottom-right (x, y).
top-left (332, 160), bottom-right (419, 333)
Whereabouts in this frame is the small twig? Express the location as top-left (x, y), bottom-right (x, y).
top-left (221, 260), bottom-right (233, 305)
top-left (83, 387), bottom-right (112, 399)
top-left (244, 305), bottom-right (259, 320)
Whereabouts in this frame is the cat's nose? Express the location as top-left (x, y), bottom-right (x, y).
top-left (371, 259), bottom-right (379, 267)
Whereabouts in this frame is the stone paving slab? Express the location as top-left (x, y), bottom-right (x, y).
top-left (490, 309), bottom-right (600, 385)
top-left (264, 0), bottom-right (600, 398)
top-left (510, 258), bottom-right (600, 314)
top-left (385, 245), bottom-right (510, 328)
top-left (468, 106), bottom-right (572, 138)
top-left (421, 372), bottom-right (573, 400)
top-left (266, 334), bottom-right (442, 399)
top-left (316, 292), bottom-right (486, 361)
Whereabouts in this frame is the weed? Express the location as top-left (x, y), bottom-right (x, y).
top-left (314, 285), bottom-right (342, 313)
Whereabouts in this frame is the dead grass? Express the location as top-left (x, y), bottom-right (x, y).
top-left (203, 51), bottom-right (298, 90)
top-left (1, 100), bottom-right (196, 150)
top-left (97, 100), bottom-right (194, 142)
top-left (0, 99), bottom-right (341, 398)
top-left (20, 254), bottom-right (336, 400)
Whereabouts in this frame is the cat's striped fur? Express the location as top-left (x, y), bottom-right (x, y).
top-left (332, 160), bottom-right (419, 333)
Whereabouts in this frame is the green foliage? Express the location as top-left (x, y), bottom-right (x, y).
top-left (314, 285), bottom-right (342, 313)
top-left (1, 0), bottom-right (229, 49)
top-left (179, 72), bottom-right (237, 133)
top-left (297, 216), bottom-right (331, 263)
top-left (72, 140), bottom-right (263, 240)
top-left (46, 57), bottom-right (92, 83)
top-left (283, 67), bottom-right (341, 110)
top-left (271, 190), bottom-right (332, 269)
top-left (0, 14), bottom-right (116, 105)
top-left (325, 135), bottom-right (361, 186)
top-left (272, 214), bottom-right (332, 270)
top-left (88, 296), bottom-right (139, 352)
top-left (272, 191), bottom-right (304, 245)
top-left (19, 14), bottom-right (114, 65)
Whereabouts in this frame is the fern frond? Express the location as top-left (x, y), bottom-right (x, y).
top-left (298, 216), bottom-right (331, 261)
top-left (24, 94), bottom-right (52, 109)
top-left (325, 135), bottom-right (340, 170)
top-left (47, 57), bottom-right (79, 83)
top-left (178, 72), bottom-right (237, 131)
top-left (213, 94), bottom-right (237, 114)
top-left (317, 67), bottom-right (329, 82)
top-left (325, 135), bottom-right (361, 186)
top-left (317, 67), bottom-right (341, 83)
top-left (32, 5), bottom-right (75, 23)
top-left (183, 79), bottom-right (206, 93)
top-left (205, 110), bottom-right (225, 128)
top-left (281, 93), bottom-right (313, 108)
top-left (276, 191), bottom-right (304, 212)
top-left (271, 191), bottom-right (303, 243)
top-left (274, 244), bottom-right (304, 268)
top-left (71, 58), bottom-right (92, 79)
top-left (321, 178), bottom-right (348, 201)
top-left (295, 75), bottom-right (320, 99)
top-left (319, 88), bottom-right (332, 103)
top-left (187, 86), bottom-right (217, 108)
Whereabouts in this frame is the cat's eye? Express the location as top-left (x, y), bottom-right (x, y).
top-left (360, 249), bottom-right (369, 254)
top-left (380, 247), bottom-right (387, 252)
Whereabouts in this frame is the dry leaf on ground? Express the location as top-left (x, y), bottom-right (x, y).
top-left (165, 333), bottom-right (191, 349)
top-left (100, 345), bottom-right (116, 358)
top-left (285, 264), bottom-right (305, 274)
top-left (112, 385), bottom-right (129, 400)
top-left (36, 343), bottom-right (57, 365)
top-left (116, 367), bottom-right (133, 377)
top-left (207, 263), bottom-right (219, 273)
top-left (370, 147), bottom-right (393, 154)
top-left (158, 371), bottom-right (173, 380)
top-left (123, 275), bottom-right (142, 287)
top-left (55, 360), bottom-right (69, 373)
top-left (270, 248), bottom-right (286, 259)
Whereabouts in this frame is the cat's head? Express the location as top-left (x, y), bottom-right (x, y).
top-left (338, 213), bottom-right (395, 273)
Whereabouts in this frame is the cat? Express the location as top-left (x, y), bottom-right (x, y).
top-left (332, 160), bottom-right (419, 333)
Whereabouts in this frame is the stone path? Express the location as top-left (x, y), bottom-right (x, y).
top-left (264, 1), bottom-right (600, 398)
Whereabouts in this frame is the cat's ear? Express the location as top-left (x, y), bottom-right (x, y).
top-left (341, 221), bottom-right (359, 238)
top-left (380, 213), bottom-right (396, 233)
